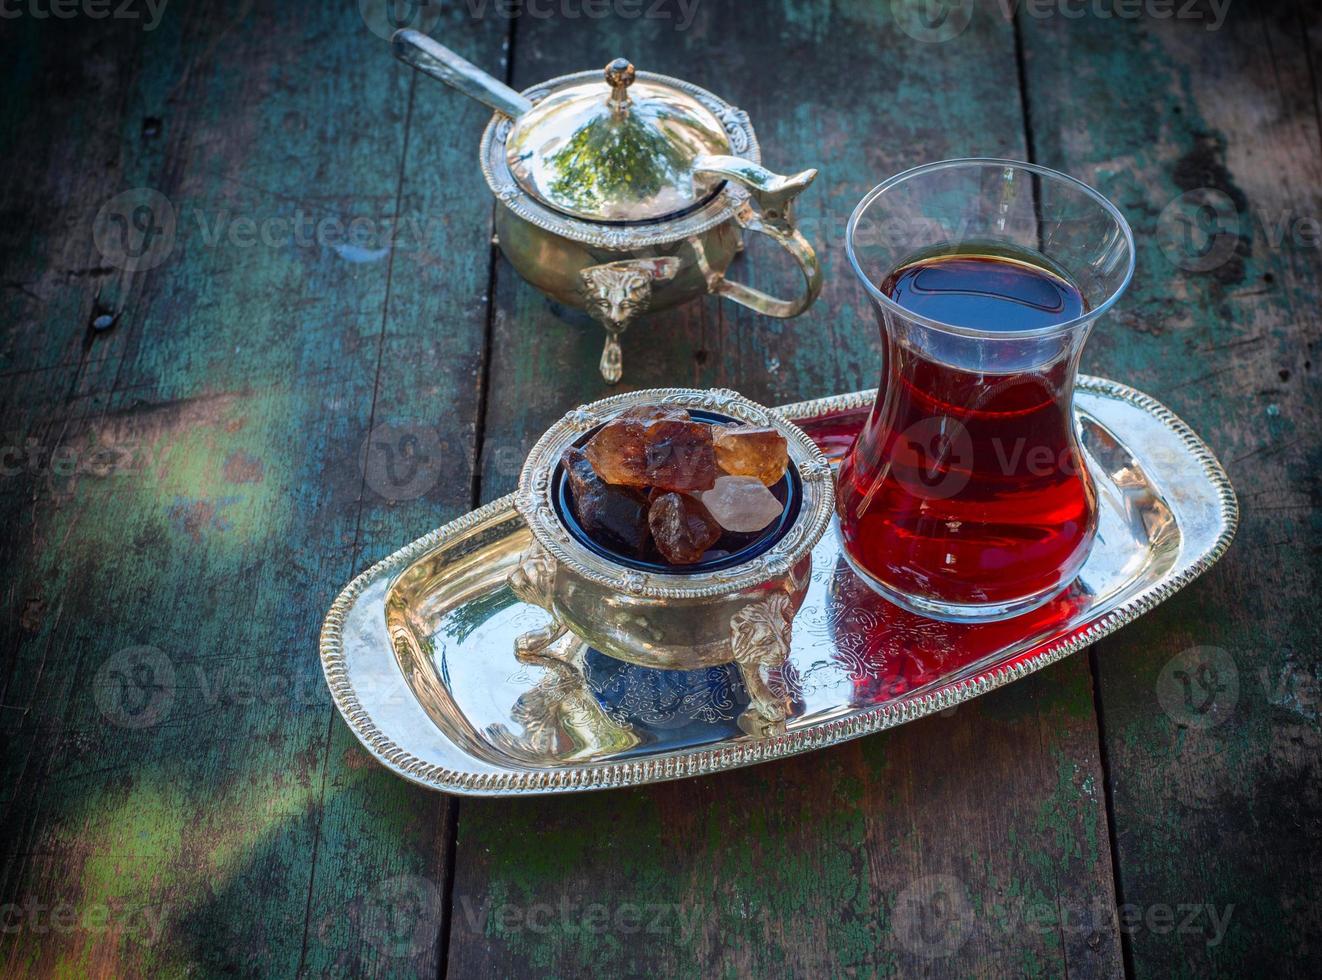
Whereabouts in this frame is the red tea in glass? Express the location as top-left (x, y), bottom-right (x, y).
top-left (839, 161), bottom-right (1134, 622)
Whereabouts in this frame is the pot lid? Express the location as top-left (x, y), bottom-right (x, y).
top-left (505, 59), bottom-right (733, 223)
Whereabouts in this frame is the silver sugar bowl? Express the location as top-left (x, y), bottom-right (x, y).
top-left (393, 31), bottom-right (823, 383)
top-left (508, 388), bottom-right (835, 735)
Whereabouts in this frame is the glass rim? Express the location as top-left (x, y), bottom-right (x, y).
top-left (844, 157), bottom-right (1137, 341)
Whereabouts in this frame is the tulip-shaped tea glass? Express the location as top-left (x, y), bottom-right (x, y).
top-left (838, 159), bottom-right (1135, 622)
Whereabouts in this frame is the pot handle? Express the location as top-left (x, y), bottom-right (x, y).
top-left (691, 155), bottom-right (823, 318)
top-left (392, 29), bottom-right (533, 119)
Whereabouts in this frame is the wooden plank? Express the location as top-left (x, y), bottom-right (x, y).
top-left (1, 3), bottom-right (503, 976)
top-left (298, 3), bottom-right (511, 971)
top-left (0, 10), bottom-right (166, 715)
top-left (1018, 1), bottom-right (1321, 975)
top-left (451, 3), bottom-right (1122, 976)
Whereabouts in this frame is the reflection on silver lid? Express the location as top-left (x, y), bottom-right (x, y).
top-left (505, 59), bottom-right (733, 223)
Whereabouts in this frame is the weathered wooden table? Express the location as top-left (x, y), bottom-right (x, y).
top-left (2, 1), bottom-right (1318, 976)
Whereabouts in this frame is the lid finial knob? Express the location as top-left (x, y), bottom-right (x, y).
top-left (605, 58), bottom-right (635, 110)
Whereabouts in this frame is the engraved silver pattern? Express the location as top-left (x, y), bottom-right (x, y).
top-left (514, 388), bottom-right (834, 601)
top-left (320, 379), bottom-right (1238, 796)
top-left (479, 70), bottom-right (762, 249)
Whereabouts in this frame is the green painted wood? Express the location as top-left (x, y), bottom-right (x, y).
top-left (1018, 1), bottom-right (1321, 976)
top-left (4, 1), bottom-right (1317, 977)
top-left (452, 3), bottom-right (1121, 976)
top-left (1, 3), bottom-right (504, 976)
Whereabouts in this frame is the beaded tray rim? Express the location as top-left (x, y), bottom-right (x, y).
top-left (318, 377), bottom-right (1238, 796)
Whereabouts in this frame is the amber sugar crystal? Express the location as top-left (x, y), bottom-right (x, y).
top-left (641, 418), bottom-right (717, 492)
top-left (618, 405), bottom-right (691, 423)
top-left (562, 446), bottom-right (651, 556)
top-left (647, 491), bottom-right (722, 564)
top-left (586, 415), bottom-right (717, 492)
top-left (583, 419), bottom-right (651, 487)
top-left (572, 403), bottom-right (790, 566)
top-left (713, 425), bottom-right (789, 486)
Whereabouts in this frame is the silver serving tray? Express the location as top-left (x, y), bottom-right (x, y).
top-left (320, 378), bottom-right (1237, 796)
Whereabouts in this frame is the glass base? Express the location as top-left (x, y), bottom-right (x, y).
top-left (835, 523), bottom-right (1078, 624)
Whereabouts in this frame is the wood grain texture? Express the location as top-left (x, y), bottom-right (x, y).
top-left (1, 3), bottom-right (501, 976)
top-left (452, 3), bottom-right (1122, 976)
top-left (3, 0), bottom-right (1317, 977)
top-left (1019, 0), bottom-right (1321, 975)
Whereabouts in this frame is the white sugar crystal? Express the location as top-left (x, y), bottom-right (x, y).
top-left (701, 476), bottom-right (784, 533)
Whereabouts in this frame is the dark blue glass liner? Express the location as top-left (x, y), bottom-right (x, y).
top-left (553, 409), bottom-right (803, 575)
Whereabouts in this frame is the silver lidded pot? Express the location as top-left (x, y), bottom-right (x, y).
top-left (393, 31), bottom-right (824, 383)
